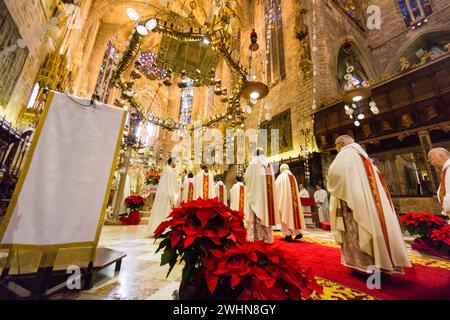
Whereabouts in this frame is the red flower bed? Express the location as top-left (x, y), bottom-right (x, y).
top-left (124, 194), bottom-right (146, 211)
top-left (155, 198), bottom-right (321, 300)
top-left (400, 211), bottom-right (447, 237)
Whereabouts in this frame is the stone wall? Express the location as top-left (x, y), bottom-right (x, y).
top-left (368, 0), bottom-right (450, 74)
top-left (1, 0), bottom-right (58, 124)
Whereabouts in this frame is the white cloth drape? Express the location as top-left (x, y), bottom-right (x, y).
top-left (1, 92), bottom-right (125, 245)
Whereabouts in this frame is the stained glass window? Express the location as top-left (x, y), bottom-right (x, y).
top-left (136, 52), bottom-right (168, 79)
top-left (94, 40), bottom-right (116, 103)
top-left (397, 0), bottom-right (432, 27)
top-left (264, 0), bottom-right (286, 83)
top-left (179, 78), bottom-right (194, 125)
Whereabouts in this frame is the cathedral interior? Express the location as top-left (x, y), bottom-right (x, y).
top-left (0, 0), bottom-right (449, 301)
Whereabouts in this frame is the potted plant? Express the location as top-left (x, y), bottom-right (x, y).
top-left (155, 198), bottom-right (322, 300)
top-left (400, 211), bottom-right (450, 259)
top-left (121, 194), bottom-right (146, 225)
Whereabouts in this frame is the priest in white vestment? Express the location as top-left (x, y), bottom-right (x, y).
top-left (215, 178), bottom-right (228, 205)
top-left (275, 164), bottom-right (305, 241)
top-left (314, 185), bottom-right (329, 222)
top-left (230, 176), bottom-right (248, 220)
top-left (244, 148), bottom-right (277, 243)
top-left (327, 135), bottom-right (411, 274)
top-left (428, 148), bottom-right (450, 219)
top-left (193, 165), bottom-right (216, 200)
top-left (149, 157), bottom-right (180, 235)
top-left (298, 184), bottom-right (311, 214)
top-left (181, 172), bottom-right (195, 203)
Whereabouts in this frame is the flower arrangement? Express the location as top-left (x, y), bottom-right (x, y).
top-left (123, 195), bottom-right (146, 211)
top-left (400, 211), bottom-right (447, 237)
top-left (400, 211), bottom-right (450, 259)
top-left (145, 165), bottom-right (161, 185)
top-left (155, 198), bottom-right (321, 300)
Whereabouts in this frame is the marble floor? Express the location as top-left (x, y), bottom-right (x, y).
top-left (47, 224), bottom-right (432, 300)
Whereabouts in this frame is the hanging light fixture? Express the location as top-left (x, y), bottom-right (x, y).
top-left (145, 18), bottom-right (158, 31)
top-left (242, 30), bottom-right (269, 103)
top-left (342, 63), bottom-right (379, 126)
top-left (127, 8), bottom-right (139, 21)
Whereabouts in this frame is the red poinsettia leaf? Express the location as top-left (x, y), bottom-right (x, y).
top-left (230, 273), bottom-right (242, 287)
top-left (183, 234), bottom-right (198, 248)
top-left (170, 230), bottom-right (183, 248)
top-left (205, 273), bottom-right (220, 294)
top-left (197, 209), bottom-right (216, 227)
top-left (227, 233), bottom-right (237, 243)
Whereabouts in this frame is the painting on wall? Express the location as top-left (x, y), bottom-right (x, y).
top-left (259, 109), bottom-right (293, 155)
top-left (0, 0), bottom-right (29, 108)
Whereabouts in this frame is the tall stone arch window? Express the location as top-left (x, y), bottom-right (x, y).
top-left (264, 0), bottom-right (286, 84)
top-left (179, 79), bottom-right (194, 125)
top-left (397, 0), bottom-right (432, 27)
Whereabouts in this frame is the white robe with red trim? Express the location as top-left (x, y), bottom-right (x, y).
top-left (327, 143), bottom-right (411, 272)
top-left (214, 181), bottom-right (228, 205)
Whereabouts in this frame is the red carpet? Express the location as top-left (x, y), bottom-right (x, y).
top-left (276, 239), bottom-right (450, 300)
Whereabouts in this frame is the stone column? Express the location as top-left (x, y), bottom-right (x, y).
top-left (418, 130), bottom-right (438, 193)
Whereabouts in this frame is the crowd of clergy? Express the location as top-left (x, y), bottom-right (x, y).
top-left (148, 135), bottom-right (450, 275)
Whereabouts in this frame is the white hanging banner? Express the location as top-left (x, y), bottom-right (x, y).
top-left (0, 92), bottom-right (126, 247)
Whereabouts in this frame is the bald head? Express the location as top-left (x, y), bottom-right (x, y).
top-left (428, 148), bottom-right (450, 169)
top-left (280, 163), bottom-right (289, 173)
top-left (335, 135), bottom-right (355, 152)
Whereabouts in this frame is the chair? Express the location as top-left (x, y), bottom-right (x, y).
top-left (300, 197), bottom-right (320, 228)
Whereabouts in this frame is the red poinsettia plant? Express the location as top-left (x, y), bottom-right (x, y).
top-left (155, 198), bottom-right (321, 300)
top-left (400, 211), bottom-right (448, 237)
top-left (124, 194), bottom-right (146, 211)
top-left (430, 225), bottom-right (450, 254)
top-left (145, 165), bottom-right (161, 185)
top-left (155, 198), bottom-right (246, 287)
top-left (203, 241), bottom-right (321, 300)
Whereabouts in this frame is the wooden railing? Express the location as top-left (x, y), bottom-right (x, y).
top-left (0, 116), bottom-right (30, 218)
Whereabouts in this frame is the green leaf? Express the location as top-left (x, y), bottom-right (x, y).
top-left (156, 238), bottom-right (167, 253)
top-left (160, 248), bottom-right (173, 266)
